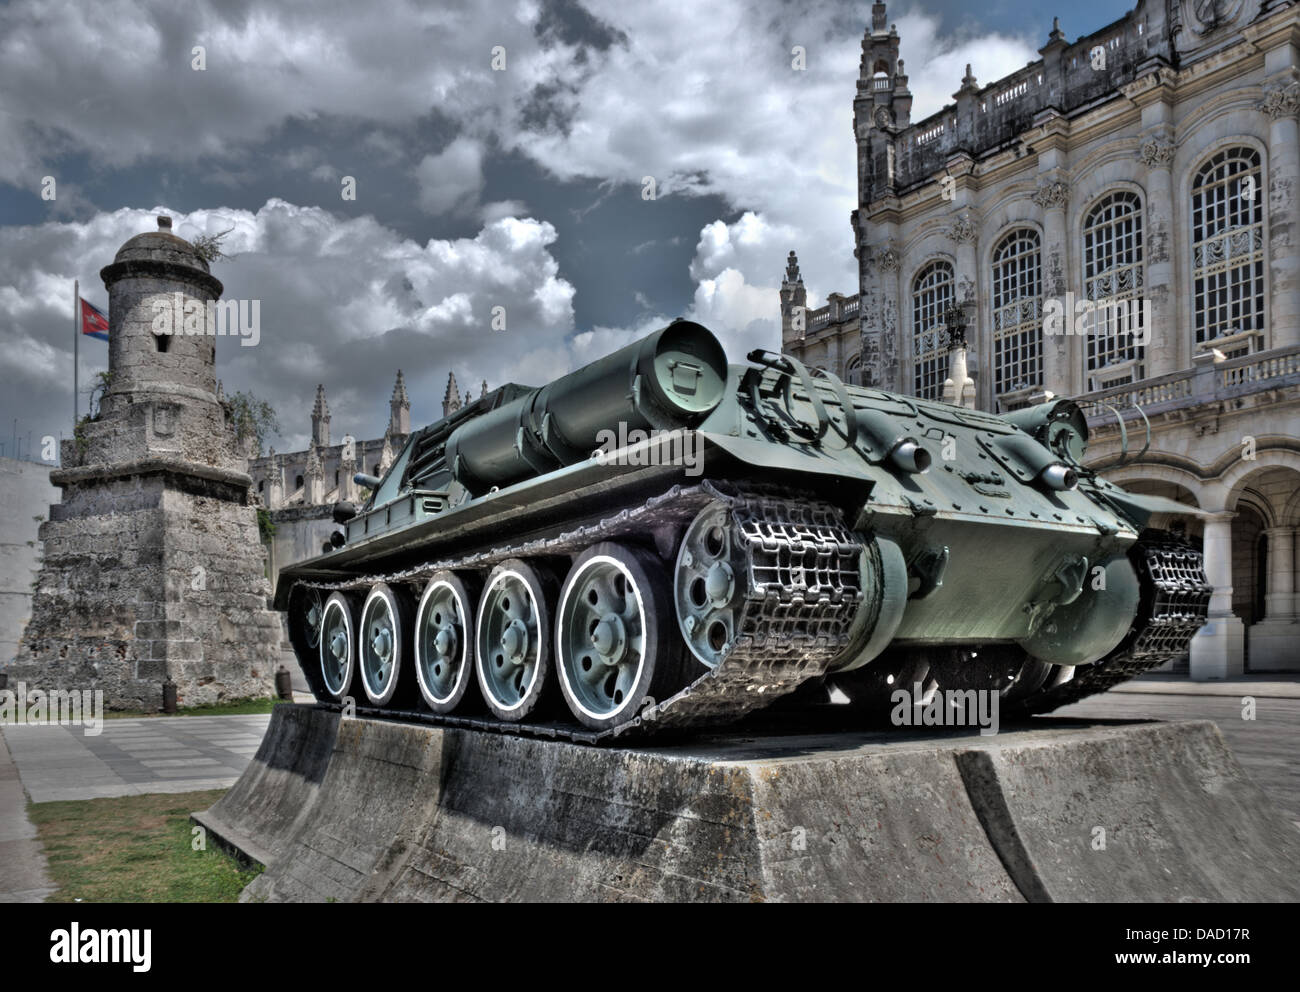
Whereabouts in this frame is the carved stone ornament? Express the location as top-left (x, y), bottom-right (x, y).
top-left (1185, 0), bottom-right (1243, 36)
top-left (874, 106), bottom-right (893, 130)
top-left (872, 245), bottom-right (901, 272)
top-left (948, 213), bottom-right (977, 245)
top-left (1031, 180), bottom-right (1069, 209)
top-left (1139, 139), bottom-right (1176, 168)
top-left (152, 403), bottom-right (176, 438)
top-left (1261, 83), bottom-right (1300, 121)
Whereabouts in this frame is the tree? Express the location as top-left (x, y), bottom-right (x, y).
top-left (73, 370), bottom-right (113, 457)
top-left (191, 226), bottom-right (235, 263)
top-left (224, 391), bottom-right (279, 457)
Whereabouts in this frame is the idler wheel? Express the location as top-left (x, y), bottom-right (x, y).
top-left (415, 571), bottom-right (478, 714)
top-left (301, 587), bottom-right (325, 650)
top-left (319, 591), bottom-right (359, 702)
top-left (475, 559), bottom-right (555, 721)
top-left (358, 582), bottom-right (415, 707)
top-left (673, 501), bottom-right (746, 668)
top-left (556, 542), bottom-right (679, 731)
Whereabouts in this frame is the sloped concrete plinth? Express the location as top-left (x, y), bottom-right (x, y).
top-left (193, 705), bottom-right (338, 868)
top-left (200, 706), bottom-right (1300, 902)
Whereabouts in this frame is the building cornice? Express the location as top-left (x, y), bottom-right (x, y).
top-left (51, 457), bottom-right (253, 491)
top-left (1241, 6), bottom-right (1300, 55)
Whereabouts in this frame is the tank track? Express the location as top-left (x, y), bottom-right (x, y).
top-left (293, 494), bottom-right (1210, 740)
top-left (1003, 532), bottom-right (1212, 717)
top-left (294, 481), bottom-right (866, 742)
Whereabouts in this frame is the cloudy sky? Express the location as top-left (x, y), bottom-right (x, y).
top-left (0, 0), bottom-right (1134, 455)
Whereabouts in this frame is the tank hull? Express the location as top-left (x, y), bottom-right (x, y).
top-left (278, 322), bottom-right (1210, 739)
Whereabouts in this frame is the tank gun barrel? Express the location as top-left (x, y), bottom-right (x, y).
top-left (444, 320), bottom-right (728, 494)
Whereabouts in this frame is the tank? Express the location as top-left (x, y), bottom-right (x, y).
top-left (276, 320), bottom-right (1211, 740)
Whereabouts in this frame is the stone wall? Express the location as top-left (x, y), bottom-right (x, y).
top-left (0, 458), bottom-right (58, 669)
top-left (12, 463), bottom-right (279, 709)
top-left (263, 504), bottom-right (337, 597)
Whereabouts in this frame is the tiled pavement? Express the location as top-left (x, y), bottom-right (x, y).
top-left (0, 730), bottom-right (55, 902)
top-left (1, 714), bottom-right (271, 804)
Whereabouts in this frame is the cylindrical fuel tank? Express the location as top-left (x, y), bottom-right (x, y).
top-left (445, 320), bottom-right (728, 492)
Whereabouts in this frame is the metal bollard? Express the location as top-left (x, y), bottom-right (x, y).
top-left (162, 680), bottom-right (178, 714)
top-left (275, 666), bottom-right (293, 701)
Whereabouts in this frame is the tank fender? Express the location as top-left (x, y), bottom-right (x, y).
top-left (829, 534), bottom-right (909, 673)
top-left (1098, 487), bottom-right (1208, 530)
top-left (1017, 555), bottom-right (1140, 666)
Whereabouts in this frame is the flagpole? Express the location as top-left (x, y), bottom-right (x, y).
top-left (73, 278), bottom-right (79, 429)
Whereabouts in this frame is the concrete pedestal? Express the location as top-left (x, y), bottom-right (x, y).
top-left (197, 705), bottom-right (1300, 903)
top-left (1189, 613), bottom-right (1246, 679)
top-left (1247, 620), bottom-right (1300, 671)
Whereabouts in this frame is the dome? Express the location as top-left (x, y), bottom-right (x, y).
top-left (100, 214), bottom-right (223, 297)
top-left (111, 215), bottom-right (211, 273)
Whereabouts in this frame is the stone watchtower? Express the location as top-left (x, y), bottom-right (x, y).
top-left (11, 216), bottom-right (280, 709)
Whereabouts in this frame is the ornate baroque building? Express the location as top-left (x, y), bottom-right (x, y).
top-left (248, 370), bottom-right (486, 590)
top-left (248, 371), bottom-right (485, 512)
top-left (783, 0), bottom-right (1300, 676)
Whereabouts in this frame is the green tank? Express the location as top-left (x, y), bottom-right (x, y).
top-left (277, 320), bottom-right (1210, 739)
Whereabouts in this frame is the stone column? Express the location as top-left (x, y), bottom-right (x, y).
top-left (1264, 526), bottom-right (1296, 619)
top-left (827, 319), bottom-right (843, 378)
top-left (305, 447), bottom-right (324, 506)
top-left (942, 345), bottom-right (976, 408)
top-left (1262, 78), bottom-right (1300, 348)
top-left (267, 455), bottom-right (284, 509)
top-left (1139, 135), bottom-right (1178, 376)
top-left (1250, 524), bottom-right (1298, 671)
top-left (1189, 511), bottom-right (1246, 679)
top-left (1033, 178), bottom-right (1071, 396)
top-left (339, 436), bottom-right (357, 503)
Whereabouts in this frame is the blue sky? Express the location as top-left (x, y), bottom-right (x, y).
top-left (0, 0), bottom-right (1138, 453)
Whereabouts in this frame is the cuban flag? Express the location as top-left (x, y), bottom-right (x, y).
top-left (80, 297), bottom-right (109, 341)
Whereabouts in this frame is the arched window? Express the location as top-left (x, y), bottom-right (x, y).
top-left (991, 229), bottom-right (1043, 396)
top-left (294, 474), bottom-right (304, 490)
top-left (1192, 147), bottom-right (1264, 356)
top-left (911, 261), bottom-right (953, 401)
top-left (1083, 191), bottom-right (1145, 384)
top-left (844, 353), bottom-right (863, 386)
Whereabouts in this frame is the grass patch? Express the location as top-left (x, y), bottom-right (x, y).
top-left (28, 789), bottom-right (262, 902)
top-left (105, 696), bottom-right (280, 720)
